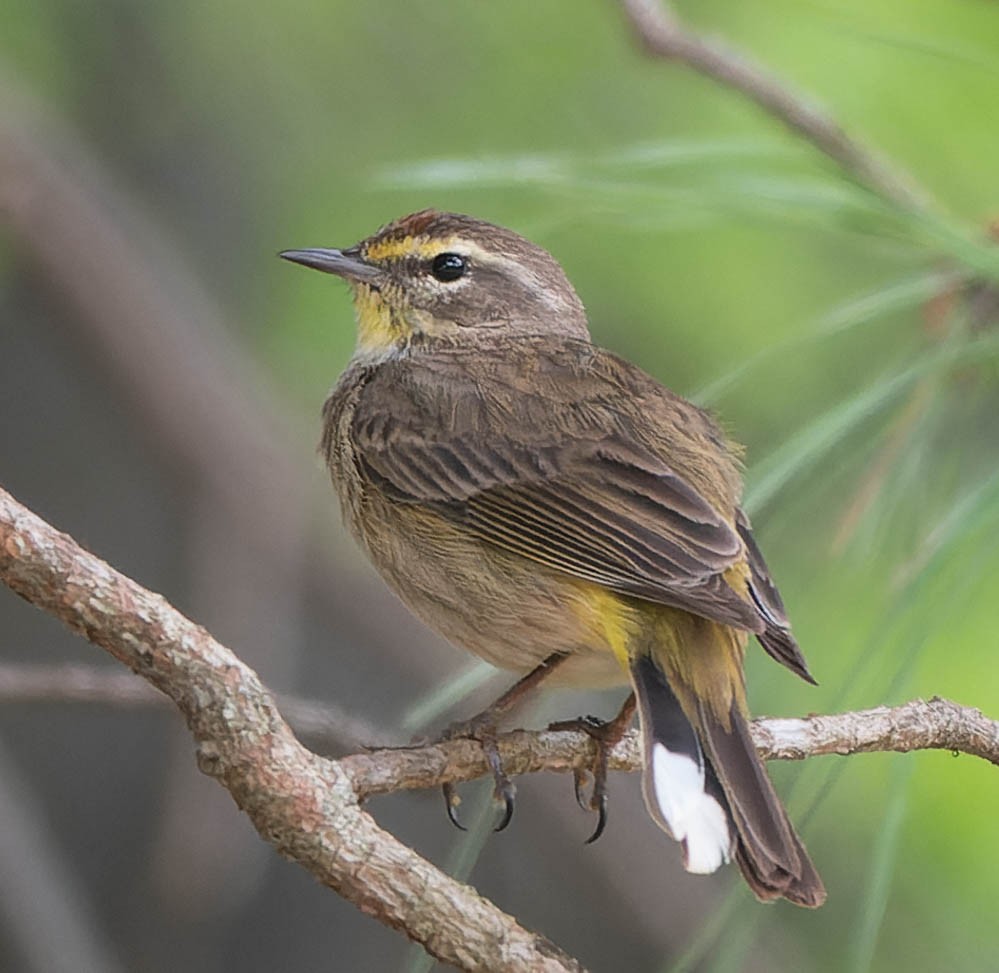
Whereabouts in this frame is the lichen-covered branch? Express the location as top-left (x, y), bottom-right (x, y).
top-left (2, 485), bottom-right (997, 970)
top-left (0, 486), bottom-right (583, 973)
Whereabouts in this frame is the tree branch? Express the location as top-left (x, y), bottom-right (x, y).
top-left (616, 0), bottom-right (931, 212)
top-left (2, 485), bottom-right (997, 970)
top-left (754, 700), bottom-right (999, 766)
top-left (0, 486), bottom-right (583, 973)
top-left (340, 697), bottom-right (999, 800)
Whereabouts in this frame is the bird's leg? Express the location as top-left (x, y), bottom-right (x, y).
top-left (549, 692), bottom-right (637, 843)
top-left (441, 651), bottom-right (570, 832)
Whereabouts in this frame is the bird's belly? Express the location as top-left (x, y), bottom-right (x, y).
top-left (351, 496), bottom-right (627, 688)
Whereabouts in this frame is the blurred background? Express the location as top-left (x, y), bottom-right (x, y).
top-left (2, 1), bottom-right (998, 971)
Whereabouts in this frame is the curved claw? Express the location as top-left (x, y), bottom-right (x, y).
top-left (553, 697), bottom-right (636, 846)
top-left (441, 744), bottom-right (517, 833)
top-left (584, 791), bottom-right (608, 845)
top-left (494, 790), bottom-right (516, 832)
top-left (480, 735), bottom-right (517, 831)
top-left (442, 782), bottom-right (468, 832)
top-left (489, 755), bottom-right (517, 832)
top-left (572, 765), bottom-right (608, 843)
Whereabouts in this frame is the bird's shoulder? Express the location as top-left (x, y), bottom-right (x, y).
top-left (350, 334), bottom-right (742, 510)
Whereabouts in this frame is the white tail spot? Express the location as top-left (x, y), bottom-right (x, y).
top-left (651, 743), bottom-right (733, 874)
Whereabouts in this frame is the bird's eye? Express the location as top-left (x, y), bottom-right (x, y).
top-left (430, 252), bottom-right (468, 282)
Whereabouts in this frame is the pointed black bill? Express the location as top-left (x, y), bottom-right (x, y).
top-left (278, 247), bottom-right (383, 284)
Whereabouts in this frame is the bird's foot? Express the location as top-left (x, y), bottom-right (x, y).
top-left (432, 652), bottom-right (572, 833)
top-left (438, 715), bottom-right (516, 833)
top-left (548, 693), bottom-right (636, 843)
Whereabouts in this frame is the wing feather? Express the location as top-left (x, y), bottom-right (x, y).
top-left (350, 341), bottom-right (764, 632)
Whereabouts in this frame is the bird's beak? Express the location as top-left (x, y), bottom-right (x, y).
top-left (278, 248), bottom-right (383, 284)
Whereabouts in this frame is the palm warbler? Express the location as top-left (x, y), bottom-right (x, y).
top-left (281, 210), bottom-right (825, 907)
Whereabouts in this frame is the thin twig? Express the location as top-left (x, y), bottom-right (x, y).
top-left (0, 662), bottom-right (393, 753)
top-left (617, 0), bottom-right (931, 211)
top-left (754, 699), bottom-right (999, 765)
top-left (342, 697), bottom-right (999, 800)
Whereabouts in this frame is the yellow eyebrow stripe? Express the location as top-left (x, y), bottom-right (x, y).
top-left (364, 235), bottom-right (460, 262)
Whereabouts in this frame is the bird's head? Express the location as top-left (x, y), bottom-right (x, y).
top-left (280, 210), bottom-right (589, 357)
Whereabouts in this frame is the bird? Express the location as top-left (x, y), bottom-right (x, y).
top-left (280, 209), bottom-right (826, 907)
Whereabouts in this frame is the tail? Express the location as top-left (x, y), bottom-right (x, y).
top-left (630, 654), bottom-right (826, 907)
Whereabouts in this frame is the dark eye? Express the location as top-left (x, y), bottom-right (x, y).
top-left (430, 252), bottom-right (468, 282)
